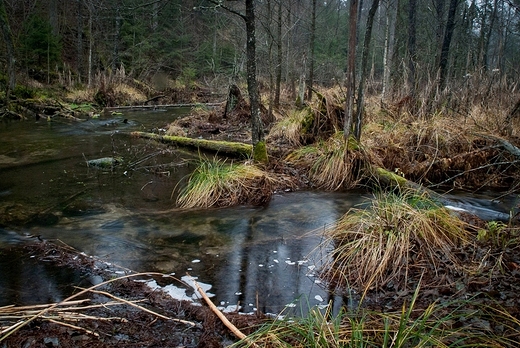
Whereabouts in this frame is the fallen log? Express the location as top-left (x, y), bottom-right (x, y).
top-left (474, 133), bottom-right (520, 159)
top-left (131, 131), bottom-right (253, 158)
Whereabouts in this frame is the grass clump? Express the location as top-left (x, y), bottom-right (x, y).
top-left (321, 189), bottom-right (470, 294)
top-left (176, 157), bottom-right (278, 208)
top-left (268, 108), bottom-right (314, 146)
top-left (235, 283), bottom-right (520, 347)
top-left (236, 286), bottom-right (517, 348)
top-left (286, 132), bottom-right (368, 190)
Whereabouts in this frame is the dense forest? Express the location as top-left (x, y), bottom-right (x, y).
top-left (1, 0), bottom-right (519, 111)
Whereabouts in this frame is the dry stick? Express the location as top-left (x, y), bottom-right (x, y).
top-left (0, 300), bottom-right (90, 313)
top-left (189, 276), bottom-right (251, 343)
top-left (47, 319), bottom-right (100, 337)
top-left (86, 288), bottom-right (197, 327)
top-left (0, 272), bottom-right (189, 342)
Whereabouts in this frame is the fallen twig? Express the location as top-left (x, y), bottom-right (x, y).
top-left (86, 288), bottom-right (198, 327)
top-left (0, 272), bottom-right (190, 342)
top-left (189, 275), bottom-right (254, 345)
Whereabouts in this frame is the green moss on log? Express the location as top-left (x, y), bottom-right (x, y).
top-left (253, 141), bottom-right (268, 163)
top-left (131, 131), bottom-right (253, 158)
top-left (374, 167), bottom-right (408, 187)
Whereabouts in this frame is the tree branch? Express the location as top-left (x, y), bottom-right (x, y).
top-left (205, 0), bottom-right (245, 20)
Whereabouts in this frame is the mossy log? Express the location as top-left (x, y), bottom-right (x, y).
top-left (131, 131), bottom-right (253, 159)
top-left (368, 165), bottom-right (450, 205)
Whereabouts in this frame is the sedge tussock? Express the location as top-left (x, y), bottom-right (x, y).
top-left (321, 189), bottom-right (470, 294)
top-left (176, 158), bottom-right (278, 208)
top-left (287, 132), bottom-right (367, 190)
top-left (268, 108), bottom-right (313, 146)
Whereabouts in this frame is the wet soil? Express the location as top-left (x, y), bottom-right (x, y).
top-left (0, 240), bottom-right (266, 348)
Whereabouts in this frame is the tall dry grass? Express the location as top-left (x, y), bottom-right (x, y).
top-left (176, 157), bottom-right (279, 208)
top-left (320, 189), bottom-right (470, 294)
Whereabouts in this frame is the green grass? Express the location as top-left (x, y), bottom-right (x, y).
top-left (233, 286), bottom-right (519, 347)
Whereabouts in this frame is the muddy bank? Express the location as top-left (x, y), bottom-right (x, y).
top-left (0, 240), bottom-right (265, 347)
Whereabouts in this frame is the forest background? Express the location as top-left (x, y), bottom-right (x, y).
top-left (1, 0), bottom-right (519, 119)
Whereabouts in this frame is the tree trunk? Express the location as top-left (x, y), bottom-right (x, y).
top-left (274, 0), bottom-right (282, 108)
top-left (306, 0), bottom-right (317, 101)
top-left (355, 0), bottom-right (380, 141)
top-left (131, 132), bottom-right (253, 159)
top-left (245, 0), bottom-right (266, 162)
top-left (112, 3), bottom-right (122, 70)
top-left (480, 0), bottom-right (498, 71)
top-left (381, 0), bottom-right (398, 101)
top-left (77, 0), bottom-right (83, 82)
top-left (0, 0), bottom-right (15, 102)
top-left (438, 0), bottom-right (460, 88)
top-left (87, 1), bottom-right (93, 87)
top-left (407, 0), bottom-right (417, 97)
top-left (344, 0), bottom-right (358, 140)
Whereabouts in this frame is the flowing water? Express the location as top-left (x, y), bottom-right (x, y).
top-left (0, 108), bottom-right (517, 315)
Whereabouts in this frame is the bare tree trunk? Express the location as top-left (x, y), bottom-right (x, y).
top-left (407, 0), bottom-right (417, 97)
top-left (274, 0), bottom-right (282, 108)
top-left (245, 0), bottom-right (266, 160)
top-left (0, 0), bottom-right (15, 102)
top-left (77, 0), bottom-right (83, 82)
top-left (381, 0), bottom-right (398, 100)
top-left (344, 0), bottom-right (358, 140)
top-left (355, 0), bottom-right (380, 141)
top-left (87, 0), bottom-right (93, 87)
top-left (49, 0), bottom-right (59, 36)
top-left (113, 3), bottom-right (122, 71)
top-left (480, 0), bottom-right (498, 71)
top-left (306, 0), bottom-right (316, 101)
top-left (434, 0), bottom-right (446, 67)
top-left (439, 0), bottom-right (460, 88)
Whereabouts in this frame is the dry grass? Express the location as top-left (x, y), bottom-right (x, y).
top-left (320, 189), bottom-right (470, 294)
top-left (286, 132), bottom-right (371, 190)
top-left (267, 108), bottom-right (313, 146)
top-left (176, 157), bottom-right (279, 208)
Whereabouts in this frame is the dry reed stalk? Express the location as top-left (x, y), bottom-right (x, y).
top-left (47, 318), bottom-right (100, 337)
top-left (86, 288), bottom-right (197, 327)
top-left (0, 272), bottom-right (195, 342)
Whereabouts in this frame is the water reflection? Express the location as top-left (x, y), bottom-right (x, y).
top-left (28, 191), bottom-right (368, 314)
top-left (0, 230), bottom-right (88, 306)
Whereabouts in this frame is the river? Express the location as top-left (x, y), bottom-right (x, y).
top-left (0, 108), bottom-right (516, 315)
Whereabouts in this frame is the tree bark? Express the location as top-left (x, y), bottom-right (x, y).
top-left (77, 0), bottom-right (84, 82)
top-left (344, 0), bottom-right (358, 140)
top-left (407, 0), bottom-right (417, 96)
top-left (274, 0), bottom-right (282, 108)
top-left (306, 0), bottom-right (317, 101)
top-left (381, 0), bottom-right (398, 101)
top-left (0, 0), bottom-right (15, 102)
top-left (439, 0), bottom-right (460, 88)
top-left (131, 131), bottom-right (253, 159)
top-left (355, 0), bottom-right (380, 141)
top-left (245, 0), bottom-right (266, 161)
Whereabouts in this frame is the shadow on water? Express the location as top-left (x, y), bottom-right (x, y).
top-left (1, 108), bottom-right (518, 316)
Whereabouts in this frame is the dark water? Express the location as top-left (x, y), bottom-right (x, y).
top-left (0, 109), bottom-right (517, 315)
